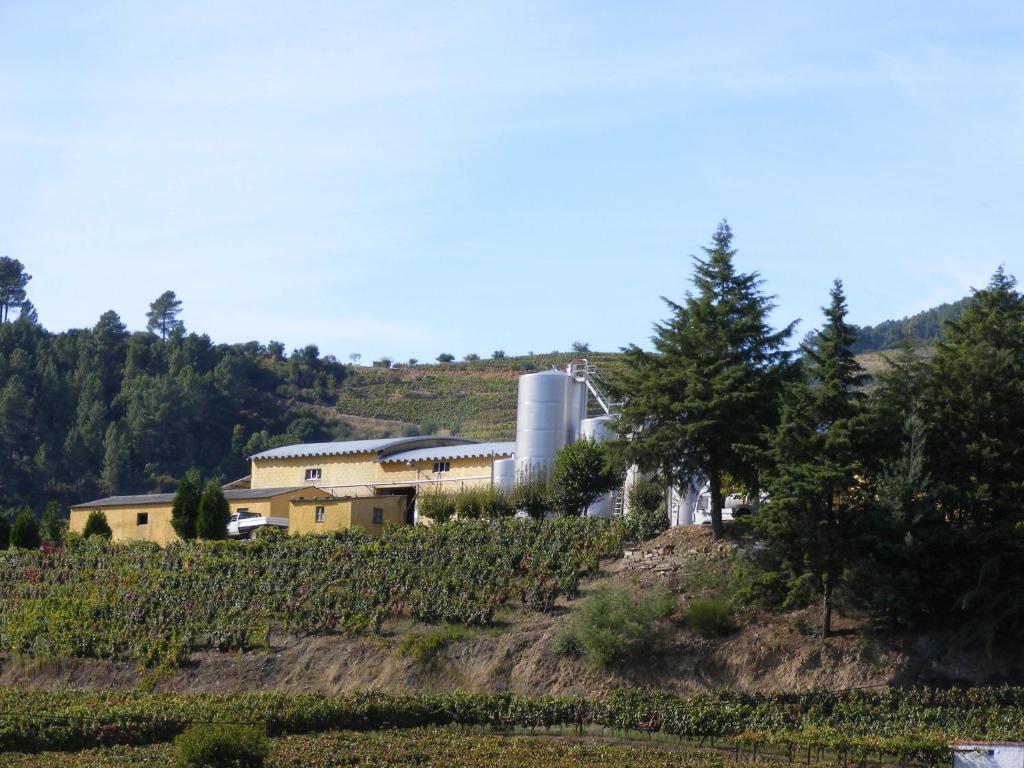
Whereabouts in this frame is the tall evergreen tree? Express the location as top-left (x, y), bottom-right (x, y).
top-left (0, 257), bottom-right (31, 323)
top-left (758, 280), bottom-right (869, 636)
top-left (614, 221), bottom-right (794, 539)
top-left (918, 268), bottom-right (1024, 646)
top-left (171, 469), bottom-right (202, 540)
top-left (196, 481), bottom-right (229, 540)
top-left (146, 290), bottom-right (184, 339)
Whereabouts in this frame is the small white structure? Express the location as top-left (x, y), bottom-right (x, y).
top-left (953, 742), bottom-right (1024, 768)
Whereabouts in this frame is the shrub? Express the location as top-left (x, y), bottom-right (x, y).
top-left (172, 469), bottom-right (202, 540)
top-left (174, 723), bottom-right (269, 768)
top-left (396, 625), bottom-right (470, 669)
top-left (548, 439), bottom-right (621, 517)
top-left (509, 474), bottom-right (551, 520)
top-left (9, 511), bottom-right (40, 549)
top-left (0, 511), bottom-right (11, 550)
top-left (418, 490), bottom-right (457, 523)
top-left (82, 510), bottom-right (113, 539)
top-left (40, 501), bottom-right (67, 545)
top-left (452, 487), bottom-right (512, 519)
top-left (552, 628), bottom-right (583, 657)
top-left (571, 586), bottom-right (675, 668)
top-left (685, 597), bottom-right (733, 637)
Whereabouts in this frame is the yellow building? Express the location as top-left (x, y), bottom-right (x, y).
top-left (248, 437), bottom-right (515, 521)
top-left (69, 486), bottom-right (316, 546)
top-left (288, 492), bottom-right (406, 536)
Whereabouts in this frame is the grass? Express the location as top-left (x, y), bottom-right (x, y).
top-left (396, 625), bottom-right (473, 669)
top-left (684, 598), bottom-right (733, 637)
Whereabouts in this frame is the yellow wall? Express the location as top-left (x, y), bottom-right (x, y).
top-left (250, 454), bottom-right (501, 495)
top-left (69, 489), bottom-right (315, 545)
top-left (69, 503), bottom-right (178, 546)
top-left (288, 495), bottom-right (406, 536)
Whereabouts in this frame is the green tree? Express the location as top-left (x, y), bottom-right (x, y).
top-left (9, 509), bottom-right (40, 549)
top-left (146, 290), bottom-right (184, 339)
top-left (171, 469), bottom-right (202, 540)
top-left (0, 256), bottom-right (31, 323)
top-left (758, 280), bottom-right (869, 637)
top-left (40, 501), bottom-right (67, 545)
top-left (548, 439), bottom-right (621, 516)
top-left (615, 221), bottom-right (793, 539)
top-left (196, 481), bottom-right (230, 540)
top-left (83, 509), bottom-right (113, 539)
top-left (436, 353), bottom-right (455, 363)
top-left (0, 510), bottom-right (11, 549)
top-left (917, 268), bottom-right (1024, 646)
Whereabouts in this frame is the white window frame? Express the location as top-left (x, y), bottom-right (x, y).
top-left (305, 468), bottom-right (322, 481)
top-left (432, 461), bottom-right (450, 474)
top-left (315, 506), bottom-right (325, 523)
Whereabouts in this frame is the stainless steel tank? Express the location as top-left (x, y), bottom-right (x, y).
top-left (580, 415), bottom-right (618, 517)
top-left (492, 457), bottom-right (516, 494)
top-left (564, 377), bottom-right (587, 444)
top-left (514, 370), bottom-right (571, 480)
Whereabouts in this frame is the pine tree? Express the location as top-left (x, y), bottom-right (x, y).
top-left (171, 469), bottom-right (202, 540)
top-left (146, 290), bottom-right (184, 339)
top-left (614, 221), bottom-right (794, 539)
top-left (758, 280), bottom-right (869, 636)
top-left (82, 509), bottom-right (113, 539)
top-left (0, 256), bottom-right (31, 323)
top-left (196, 481), bottom-right (229, 540)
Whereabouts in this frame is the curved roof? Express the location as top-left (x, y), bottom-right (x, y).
top-left (381, 441), bottom-right (515, 464)
top-left (249, 436), bottom-right (478, 461)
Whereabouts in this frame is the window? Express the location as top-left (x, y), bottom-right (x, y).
top-left (432, 461), bottom-right (450, 474)
top-left (372, 508), bottom-right (383, 525)
top-left (305, 468), bottom-right (322, 481)
top-left (136, 512), bottom-right (148, 526)
top-left (315, 506), bottom-right (325, 523)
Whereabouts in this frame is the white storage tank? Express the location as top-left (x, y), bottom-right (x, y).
top-left (492, 457), bottom-right (516, 494)
top-left (514, 370), bottom-right (572, 481)
top-left (581, 415), bottom-right (618, 518)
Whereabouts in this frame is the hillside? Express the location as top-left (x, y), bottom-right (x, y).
top-left (851, 297), bottom-right (970, 353)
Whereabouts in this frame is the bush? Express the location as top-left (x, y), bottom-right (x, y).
top-left (548, 439), bottom-right (621, 517)
top-left (509, 474), bottom-right (551, 520)
top-left (418, 489), bottom-right (457, 523)
top-left (571, 586), bottom-right (675, 668)
top-left (685, 597), bottom-right (732, 637)
top-left (621, 477), bottom-right (667, 542)
top-left (9, 511), bottom-right (40, 549)
top-left (82, 510), bottom-right (113, 539)
top-left (396, 625), bottom-right (470, 669)
top-left (174, 723), bottom-right (269, 768)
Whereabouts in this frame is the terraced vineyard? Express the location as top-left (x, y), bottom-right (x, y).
top-left (0, 519), bottom-right (622, 667)
top-left (336, 352), bottom-right (628, 439)
top-left (4, 686), bottom-right (1023, 764)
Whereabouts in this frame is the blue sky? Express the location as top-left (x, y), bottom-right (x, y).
top-left (1, 2), bottom-right (1022, 361)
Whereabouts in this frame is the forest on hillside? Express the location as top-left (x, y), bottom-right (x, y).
top-left (851, 297), bottom-right (969, 352)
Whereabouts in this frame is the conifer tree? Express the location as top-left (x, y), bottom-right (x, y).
top-left (9, 510), bottom-right (40, 549)
top-left (0, 256), bottom-right (31, 323)
top-left (83, 509), bottom-right (113, 539)
top-left (615, 221), bottom-right (794, 539)
top-left (146, 290), bottom-right (184, 339)
top-left (171, 468), bottom-right (202, 540)
top-left (196, 481), bottom-right (230, 540)
top-left (758, 280), bottom-right (869, 636)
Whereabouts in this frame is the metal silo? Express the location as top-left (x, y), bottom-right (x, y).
top-left (492, 457), bottom-right (516, 494)
top-left (580, 415), bottom-right (618, 517)
top-left (565, 376), bottom-right (587, 444)
top-left (514, 370), bottom-right (571, 480)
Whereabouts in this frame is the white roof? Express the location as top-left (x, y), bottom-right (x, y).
top-left (249, 436), bottom-right (478, 461)
top-left (380, 441), bottom-right (515, 464)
